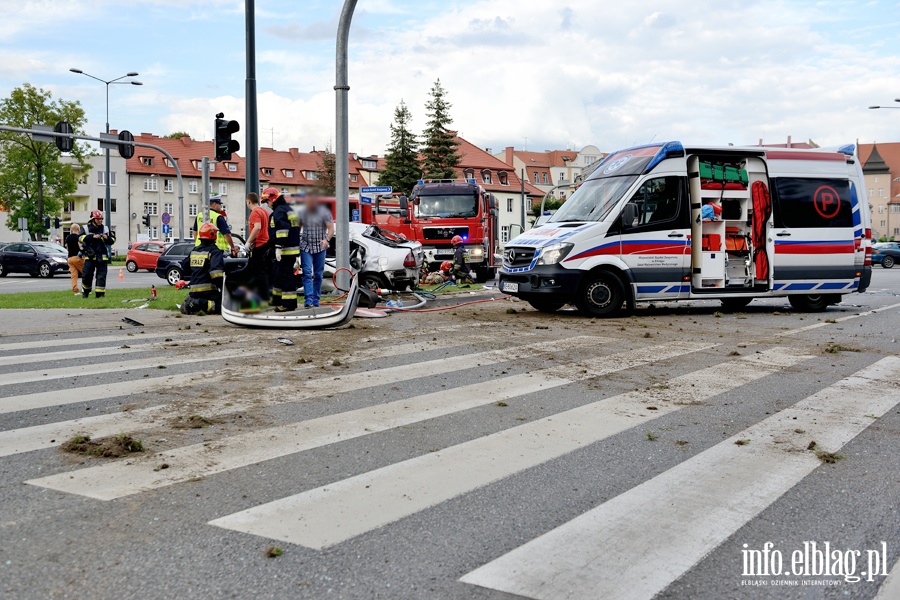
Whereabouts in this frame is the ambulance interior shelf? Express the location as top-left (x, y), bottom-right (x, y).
top-left (696, 160), bottom-right (755, 289)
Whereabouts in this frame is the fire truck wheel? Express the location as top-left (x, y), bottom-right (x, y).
top-left (527, 300), bottom-right (565, 313)
top-left (575, 271), bottom-right (625, 318)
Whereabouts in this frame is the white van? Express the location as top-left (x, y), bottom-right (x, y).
top-left (499, 142), bottom-right (872, 317)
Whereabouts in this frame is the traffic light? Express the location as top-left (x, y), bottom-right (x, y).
top-left (54, 121), bottom-right (74, 152)
top-left (214, 113), bottom-right (240, 162)
top-left (143, 214), bottom-right (151, 228)
top-left (54, 218), bottom-right (61, 229)
top-left (43, 217), bottom-right (51, 230)
top-left (118, 130), bottom-right (135, 159)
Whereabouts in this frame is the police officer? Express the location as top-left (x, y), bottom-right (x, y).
top-left (80, 210), bottom-right (115, 298)
top-left (195, 196), bottom-right (237, 257)
top-left (179, 222), bottom-right (225, 315)
top-left (268, 191), bottom-right (300, 312)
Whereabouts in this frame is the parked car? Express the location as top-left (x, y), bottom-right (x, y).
top-left (872, 242), bottom-right (900, 269)
top-left (156, 235), bottom-right (248, 285)
top-left (0, 242), bottom-right (70, 278)
top-left (126, 241), bottom-right (167, 272)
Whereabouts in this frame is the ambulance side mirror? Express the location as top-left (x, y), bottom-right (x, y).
top-left (622, 203), bottom-right (638, 230)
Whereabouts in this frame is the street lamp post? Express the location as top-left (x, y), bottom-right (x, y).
top-left (69, 68), bottom-right (142, 230)
top-left (868, 99), bottom-right (900, 110)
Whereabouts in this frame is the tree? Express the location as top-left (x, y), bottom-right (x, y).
top-left (420, 79), bottom-right (461, 180)
top-left (379, 100), bottom-right (420, 195)
top-left (317, 144), bottom-right (337, 195)
top-left (0, 84), bottom-right (89, 239)
top-left (164, 131), bottom-right (191, 139)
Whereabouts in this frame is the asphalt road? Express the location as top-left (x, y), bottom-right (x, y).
top-left (1, 269), bottom-right (899, 600)
top-left (0, 270), bottom-right (164, 294)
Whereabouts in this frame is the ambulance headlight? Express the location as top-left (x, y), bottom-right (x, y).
top-left (536, 242), bottom-right (573, 265)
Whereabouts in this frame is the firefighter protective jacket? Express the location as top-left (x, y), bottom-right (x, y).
top-left (180, 239), bottom-right (225, 296)
top-left (268, 198), bottom-right (300, 256)
top-left (79, 222), bottom-right (115, 261)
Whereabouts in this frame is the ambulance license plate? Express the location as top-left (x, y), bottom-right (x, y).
top-left (501, 281), bottom-right (518, 293)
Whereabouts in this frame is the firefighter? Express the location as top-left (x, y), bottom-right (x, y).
top-left (79, 210), bottom-right (115, 298)
top-left (179, 222), bottom-right (225, 315)
top-left (450, 235), bottom-right (474, 283)
top-left (268, 190), bottom-right (301, 312)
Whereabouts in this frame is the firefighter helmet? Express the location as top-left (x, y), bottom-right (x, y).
top-left (198, 222), bottom-right (218, 240)
top-left (451, 235), bottom-right (463, 246)
top-left (261, 187), bottom-right (281, 203)
top-left (440, 260), bottom-right (453, 272)
top-left (89, 209), bottom-right (103, 222)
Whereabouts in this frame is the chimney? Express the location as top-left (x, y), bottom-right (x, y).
top-left (787, 135), bottom-right (792, 147)
top-left (758, 138), bottom-right (763, 146)
top-left (289, 148), bottom-right (300, 158)
top-left (505, 146), bottom-right (514, 165)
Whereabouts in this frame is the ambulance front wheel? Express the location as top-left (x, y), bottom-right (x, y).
top-left (576, 271), bottom-right (625, 318)
top-left (528, 300), bottom-right (566, 313)
top-left (788, 294), bottom-right (832, 313)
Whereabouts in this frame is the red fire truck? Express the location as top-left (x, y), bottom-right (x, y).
top-left (366, 180), bottom-right (501, 282)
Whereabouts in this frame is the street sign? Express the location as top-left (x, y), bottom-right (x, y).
top-left (29, 124), bottom-right (54, 143)
top-left (99, 132), bottom-right (119, 150)
top-left (162, 223), bottom-right (171, 235)
top-left (351, 209), bottom-right (360, 222)
top-left (361, 186), bottom-right (392, 194)
top-left (360, 196), bottom-right (372, 205)
top-left (161, 212), bottom-right (171, 225)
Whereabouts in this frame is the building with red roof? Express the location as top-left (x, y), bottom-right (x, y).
top-left (495, 145), bottom-right (605, 200)
top-left (860, 142), bottom-right (900, 240)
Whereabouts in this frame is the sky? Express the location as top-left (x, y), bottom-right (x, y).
top-left (1, 0), bottom-right (900, 157)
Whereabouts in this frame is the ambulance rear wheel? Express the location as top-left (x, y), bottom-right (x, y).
top-left (720, 297), bottom-right (752, 311)
top-left (528, 300), bottom-right (565, 313)
top-left (788, 294), bottom-right (830, 312)
top-left (576, 272), bottom-right (625, 318)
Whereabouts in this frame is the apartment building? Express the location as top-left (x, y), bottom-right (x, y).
top-left (496, 145), bottom-right (605, 199)
top-left (860, 143), bottom-right (900, 240)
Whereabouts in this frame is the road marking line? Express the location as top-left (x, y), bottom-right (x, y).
top-left (204, 346), bottom-right (830, 551)
top-left (876, 556), bottom-right (900, 600)
top-left (460, 357), bottom-right (900, 600)
top-left (0, 334), bottom-right (180, 354)
top-left (27, 341), bottom-right (704, 500)
top-left (0, 336), bottom-right (596, 456)
top-left (0, 340), bottom-right (183, 367)
top-left (0, 349), bottom-right (250, 387)
top-left (777, 300), bottom-right (900, 336)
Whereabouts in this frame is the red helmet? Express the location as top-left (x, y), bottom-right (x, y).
top-left (451, 235), bottom-right (463, 246)
top-left (90, 209), bottom-right (103, 222)
top-left (198, 222), bottom-right (218, 240)
top-left (440, 261), bottom-right (453, 271)
top-left (261, 187), bottom-right (281, 203)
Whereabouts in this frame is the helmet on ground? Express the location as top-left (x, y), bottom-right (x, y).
top-left (198, 222), bottom-right (218, 240)
top-left (261, 187), bottom-right (281, 203)
top-left (440, 260), bottom-right (453, 272)
top-left (451, 235), bottom-right (463, 246)
top-left (89, 209), bottom-right (103, 222)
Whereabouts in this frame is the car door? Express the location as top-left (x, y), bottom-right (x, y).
top-left (771, 177), bottom-right (856, 292)
top-left (5, 244), bottom-right (29, 273)
top-left (619, 175), bottom-right (691, 300)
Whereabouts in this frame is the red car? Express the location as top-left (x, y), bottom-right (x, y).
top-left (126, 241), bottom-right (167, 272)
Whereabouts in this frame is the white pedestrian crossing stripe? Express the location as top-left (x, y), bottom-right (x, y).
top-left (460, 357), bottom-right (900, 600)
top-left (26, 340), bottom-right (705, 500)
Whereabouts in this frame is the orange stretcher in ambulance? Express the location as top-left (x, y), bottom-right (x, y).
top-left (498, 142), bottom-right (872, 317)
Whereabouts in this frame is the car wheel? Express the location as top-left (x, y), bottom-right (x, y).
top-left (528, 300), bottom-right (565, 313)
top-left (575, 271), bottom-right (625, 318)
top-left (720, 297), bottom-right (753, 311)
top-left (166, 267), bottom-right (182, 286)
top-left (788, 294), bottom-right (831, 312)
top-left (0, 262), bottom-right (6, 277)
top-left (360, 272), bottom-right (387, 291)
top-left (38, 261), bottom-right (53, 278)
top-left (882, 256), bottom-right (894, 269)
top-left (126, 260), bottom-right (139, 273)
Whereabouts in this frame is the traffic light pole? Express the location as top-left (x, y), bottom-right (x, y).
top-left (335, 0), bottom-right (358, 289)
top-left (201, 157), bottom-right (211, 226)
top-left (0, 125), bottom-right (186, 241)
top-left (245, 0), bottom-right (260, 217)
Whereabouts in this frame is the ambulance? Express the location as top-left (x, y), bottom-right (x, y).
top-left (498, 142), bottom-right (872, 317)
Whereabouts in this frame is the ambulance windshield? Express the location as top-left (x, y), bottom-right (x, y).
top-left (549, 176), bottom-right (637, 223)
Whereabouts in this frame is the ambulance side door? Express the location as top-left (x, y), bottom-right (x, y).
top-left (619, 175), bottom-right (691, 300)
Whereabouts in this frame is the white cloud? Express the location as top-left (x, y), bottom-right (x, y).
top-left (158, 0), bottom-right (900, 154)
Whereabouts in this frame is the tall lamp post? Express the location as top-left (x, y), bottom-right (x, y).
top-left (868, 99), bottom-right (900, 110)
top-left (69, 68), bottom-right (142, 229)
